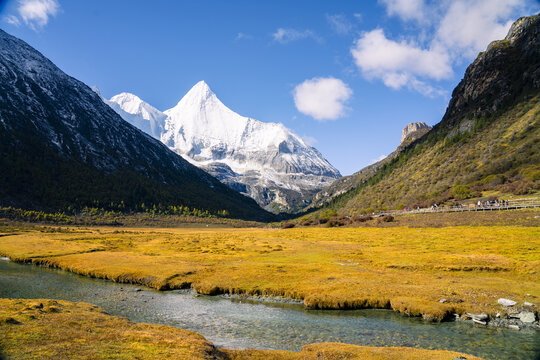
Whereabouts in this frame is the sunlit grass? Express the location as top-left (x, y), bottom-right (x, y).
top-left (0, 225), bottom-right (538, 320)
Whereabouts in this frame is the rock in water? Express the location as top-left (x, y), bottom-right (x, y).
top-left (498, 298), bottom-right (517, 306)
top-left (518, 311), bottom-right (536, 323)
top-left (467, 313), bottom-right (488, 321)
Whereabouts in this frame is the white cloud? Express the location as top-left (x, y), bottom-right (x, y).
top-left (235, 32), bottom-right (254, 41)
top-left (379, 0), bottom-right (426, 22)
top-left (300, 135), bottom-right (318, 146)
top-left (4, 15), bottom-right (21, 26)
top-left (272, 28), bottom-right (321, 44)
top-left (326, 14), bottom-right (353, 35)
top-left (6, 0), bottom-right (59, 30)
top-left (354, 0), bottom-right (536, 96)
top-left (293, 77), bottom-right (352, 121)
top-left (434, 0), bottom-right (527, 58)
top-left (351, 28), bottom-right (452, 94)
top-left (370, 154), bottom-right (387, 164)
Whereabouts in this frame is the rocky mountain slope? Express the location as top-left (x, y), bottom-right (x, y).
top-left (309, 121), bottom-right (433, 209)
top-left (310, 14), bottom-right (539, 215)
top-left (400, 122), bottom-right (432, 144)
top-left (0, 28), bottom-right (271, 221)
top-left (104, 81), bottom-right (341, 213)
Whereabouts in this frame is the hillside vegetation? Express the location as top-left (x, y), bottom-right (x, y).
top-left (327, 97), bottom-right (539, 214)
top-left (310, 15), bottom-right (539, 215)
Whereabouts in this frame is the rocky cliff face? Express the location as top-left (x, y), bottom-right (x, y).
top-left (400, 122), bottom-right (432, 144)
top-left (105, 81), bottom-right (341, 213)
top-left (441, 14), bottom-right (539, 128)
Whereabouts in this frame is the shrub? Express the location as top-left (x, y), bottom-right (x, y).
top-left (320, 209), bottom-right (338, 220)
top-left (451, 185), bottom-right (471, 200)
top-left (353, 215), bottom-right (373, 222)
top-left (380, 215), bottom-right (394, 223)
top-left (281, 222), bottom-right (295, 229)
top-left (326, 217), bottom-right (347, 227)
top-left (503, 181), bottom-right (537, 195)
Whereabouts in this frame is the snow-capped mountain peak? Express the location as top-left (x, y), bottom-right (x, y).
top-left (104, 81), bottom-right (341, 212)
top-left (100, 91), bottom-right (166, 139)
top-left (181, 80), bottom-right (215, 103)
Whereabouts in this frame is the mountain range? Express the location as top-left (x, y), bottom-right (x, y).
top-left (0, 28), bottom-right (271, 221)
top-left (97, 81), bottom-right (341, 213)
top-left (309, 14), bottom-right (539, 215)
top-left (0, 13), bottom-right (537, 222)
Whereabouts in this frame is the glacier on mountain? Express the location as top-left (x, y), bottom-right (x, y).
top-left (100, 81), bottom-right (341, 212)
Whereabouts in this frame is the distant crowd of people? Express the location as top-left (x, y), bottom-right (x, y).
top-left (399, 199), bottom-right (512, 213)
top-left (477, 199), bottom-right (509, 207)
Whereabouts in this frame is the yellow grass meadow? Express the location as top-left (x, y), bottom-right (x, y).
top-left (0, 224), bottom-right (538, 321)
top-left (0, 298), bottom-right (485, 360)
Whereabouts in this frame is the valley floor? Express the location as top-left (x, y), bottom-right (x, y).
top-left (0, 298), bottom-right (485, 360)
top-left (0, 209), bottom-right (538, 322)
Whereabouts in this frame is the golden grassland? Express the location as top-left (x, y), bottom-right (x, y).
top-left (0, 215), bottom-right (538, 321)
top-left (288, 208), bottom-right (540, 228)
top-left (0, 298), bottom-right (485, 360)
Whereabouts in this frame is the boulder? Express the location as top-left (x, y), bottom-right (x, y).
top-left (519, 311), bottom-right (536, 323)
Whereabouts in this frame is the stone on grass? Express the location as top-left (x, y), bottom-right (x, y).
top-left (498, 298), bottom-right (517, 306)
top-left (508, 324), bottom-right (520, 330)
top-left (524, 301), bottom-right (534, 306)
top-left (439, 299), bottom-right (447, 303)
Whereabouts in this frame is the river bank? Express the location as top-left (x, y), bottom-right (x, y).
top-left (1, 258), bottom-right (538, 359)
top-left (0, 225), bottom-right (538, 322)
top-left (0, 298), bottom-right (488, 360)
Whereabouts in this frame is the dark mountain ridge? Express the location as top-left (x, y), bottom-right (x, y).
top-left (0, 28), bottom-right (272, 221)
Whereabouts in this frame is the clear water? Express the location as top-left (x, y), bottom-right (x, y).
top-left (0, 258), bottom-right (538, 359)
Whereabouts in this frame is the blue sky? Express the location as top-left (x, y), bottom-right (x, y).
top-left (1, 0), bottom-right (538, 175)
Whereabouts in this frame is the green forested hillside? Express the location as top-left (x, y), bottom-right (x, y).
top-left (311, 15), bottom-right (540, 215)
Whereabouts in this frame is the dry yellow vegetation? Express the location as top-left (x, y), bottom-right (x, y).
top-left (0, 298), bottom-right (484, 360)
top-left (0, 225), bottom-right (538, 320)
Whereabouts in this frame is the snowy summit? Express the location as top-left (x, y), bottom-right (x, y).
top-left (103, 81), bottom-right (341, 212)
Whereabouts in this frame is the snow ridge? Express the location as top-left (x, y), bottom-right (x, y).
top-left (106, 81), bottom-right (341, 212)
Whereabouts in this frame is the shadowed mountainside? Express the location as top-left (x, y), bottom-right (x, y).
top-left (0, 28), bottom-right (272, 221)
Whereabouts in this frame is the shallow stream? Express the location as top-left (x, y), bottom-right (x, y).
top-left (0, 258), bottom-right (538, 359)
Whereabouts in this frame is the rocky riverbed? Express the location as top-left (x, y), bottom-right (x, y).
top-left (455, 298), bottom-right (538, 330)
